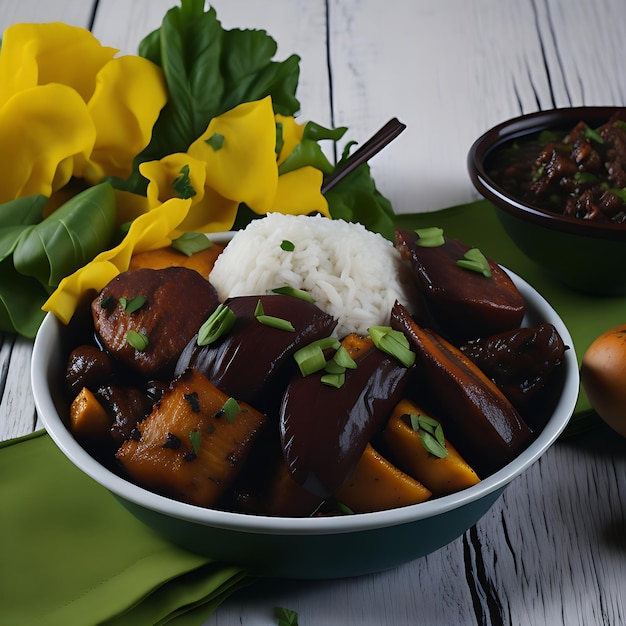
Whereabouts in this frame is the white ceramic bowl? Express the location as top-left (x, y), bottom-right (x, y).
top-left (32, 237), bottom-right (579, 579)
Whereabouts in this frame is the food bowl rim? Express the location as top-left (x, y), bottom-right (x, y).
top-left (32, 240), bottom-right (579, 537)
top-left (467, 105), bottom-right (626, 241)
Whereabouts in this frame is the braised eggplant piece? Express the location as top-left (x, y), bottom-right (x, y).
top-left (391, 301), bottom-right (532, 477)
top-left (279, 336), bottom-right (412, 498)
top-left (459, 323), bottom-right (567, 429)
top-left (395, 228), bottom-right (525, 344)
top-left (92, 267), bottom-right (219, 379)
top-left (66, 344), bottom-right (113, 396)
top-left (175, 294), bottom-right (337, 411)
top-left (96, 384), bottom-right (154, 445)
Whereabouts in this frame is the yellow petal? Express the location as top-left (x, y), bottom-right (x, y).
top-left (188, 96), bottom-right (278, 214)
top-left (43, 197), bottom-right (192, 323)
top-left (276, 114), bottom-right (305, 165)
top-left (0, 22), bottom-right (116, 107)
top-left (80, 55), bottom-right (168, 183)
top-left (0, 84), bottom-right (95, 203)
top-left (272, 166), bottom-right (330, 218)
top-left (140, 153), bottom-right (207, 208)
top-left (139, 153), bottom-right (239, 233)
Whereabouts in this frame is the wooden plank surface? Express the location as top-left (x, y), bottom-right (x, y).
top-left (1, 1), bottom-right (625, 624)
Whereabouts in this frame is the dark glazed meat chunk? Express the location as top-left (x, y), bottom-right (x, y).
top-left (92, 267), bottom-right (219, 378)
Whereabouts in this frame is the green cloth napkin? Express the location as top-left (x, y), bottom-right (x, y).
top-left (397, 199), bottom-right (626, 423)
top-left (0, 431), bottom-right (252, 626)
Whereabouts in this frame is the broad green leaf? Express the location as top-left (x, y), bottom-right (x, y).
top-left (0, 195), bottom-right (47, 262)
top-left (137, 0), bottom-right (301, 161)
top-left (0, 258), bottom-right (47, 338)
top-left (13, 182), bottom-right (116, 288)
top-left (325, 163), bottom-right (396, 240)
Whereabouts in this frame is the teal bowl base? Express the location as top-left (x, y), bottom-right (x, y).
top-left (496, 210), bottom-right (626, 296)
top-left (116, 487), bottom-right (505, 579)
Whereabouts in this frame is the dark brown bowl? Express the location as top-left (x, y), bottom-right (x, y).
top-left (468, 106), bottom-right (626, 295)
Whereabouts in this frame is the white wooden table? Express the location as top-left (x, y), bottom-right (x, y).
top-left (2, 1), bottom-right (626, 624)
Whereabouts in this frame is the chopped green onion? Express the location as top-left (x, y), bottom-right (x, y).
top-left (456, 248), bottom-right (492, 278)
top-left (280, 239), bottom-right (295, 251)
top-left (368, 326), bottom-right (416, 367)
top-left (332, 345), bottom-right (357, 369)
top-left (574, 171), bottom-right (598, 185)
top-left (408, 412), bottom-right (448, 459)
top-left (609, 187), bottom-right (626, 202)
top-left (171, 163), bottom-right (197, 199)
top-left (293, 337), bottom-right (341, 376)
top-left (415, 226), bottom-right (445, 247)
top-left (119, 295), bottom-right (146, 314)
top-left (171, 232), bottom-right (212, 256)
top-left (254, 299), bottom-right (295, 332)
top-left (222, 397), bottom-right (239, 423)
top-left (189, 430), bottom-right (202, 454)
top-left (271, 285), bottom-right (314, 302)
top-left (197, 304), bottom-right (236, 346)
top-left (583, 124), bottom-right (604, 144)
top-left (205, 133), bottom-right (224, 150)
top-left (126, 330), bottom-right (149, 351)
top-left (321, 372), bottom-right (345, 388)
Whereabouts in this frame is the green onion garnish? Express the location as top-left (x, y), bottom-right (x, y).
top-left (332, 345), bottom-right (357, 369)
top-left (321, 372), bottom-right (345, 388)
top-left (415, 226), bottom-right (445, 247)
top-left (254, 299), bottom-right (295, 332)
top-left (119, 295), bottom-right (146, 314)
top-left (271, 285), bottom-right (314, 302)
top-left (171, 232), bottom-right (212, 256)
top-left (293, 337), bottom-right (341, 376)
top-left (583, 124), bottom-right (604, 144)
top-left (197, 304), bottom-right (236, 346)
top-left (456, 248), bottom-right (492, 278)
top-left (189, 430), bottom-right (202, 454)
top-left (408, 412), bottom-right (448, 459)
top-left (171, 163), bottom-right (197, 199)
top-left (368, 326), bottom-right (416, 367)
top-left (205, 132), bottom-right (224, 150)
top-left (222, 397), bottom-right (239, 423)
top-left (126, 330), bottom-right (149, 351)
top-left (280, 239), bottom-right (295, 251)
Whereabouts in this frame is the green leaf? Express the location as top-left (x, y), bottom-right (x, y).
top-left (325, 162), bottom-right (396, 241)
top-left (171, 164), bottom-right (197, 199)
top-left (171, 232), bottom-right (212, 256)
top-left (274, 606), bottom-right (299, 626)
top-left (12, 183), bottom-right (116, 288)
top-left (0, 195), bottom-right (47, 263)
top-left (0, 258), bottom-right (48, 338)
top-left (137, 0), bottom-right (301, 161)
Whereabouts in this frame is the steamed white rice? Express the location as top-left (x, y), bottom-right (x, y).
top-left (209, 214), bottom-right (416, 338)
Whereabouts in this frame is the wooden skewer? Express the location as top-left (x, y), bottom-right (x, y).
top-left (321, 117), bottom-right (406, 193)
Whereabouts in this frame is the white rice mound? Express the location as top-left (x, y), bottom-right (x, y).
top-left (209, 213), bottom-right (416, 338)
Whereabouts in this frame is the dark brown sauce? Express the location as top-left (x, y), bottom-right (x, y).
top-left (486, 112), bottom-right (626, 225)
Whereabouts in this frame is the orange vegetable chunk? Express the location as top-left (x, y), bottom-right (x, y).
top-left (335, 443), bottom-right (431, 513)
top-left (383, 399), bottom-right (480, 496)
top-left (116, 368), bottom-right (267, 508)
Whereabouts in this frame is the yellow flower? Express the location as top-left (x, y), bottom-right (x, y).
top-left (0, 22), bottom-right (167, 202)
top-left (78, 55), bottom-right (168, 184)
top-left (43, 197), bottom-right (192, 323)
top-left (275, 114), bottom-right (304, 166)
top-left (0, 22), bottom-right (116, 107)
top-left (140, 152), bottom-right (239, 234)
top-left (273, 166), bottom-right (329, 217)
top-left (0, 83), bottom-right (95, 203)
top-left (188, 96), bottom-right (278, 216)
